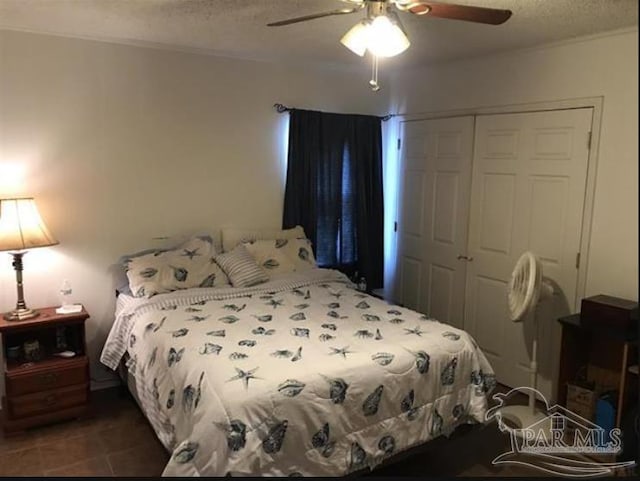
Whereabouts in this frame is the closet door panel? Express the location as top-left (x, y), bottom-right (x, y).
top-left (396, 116), bottom-right (475, 328)
top-left (464, 108), bottom-right (593, 400)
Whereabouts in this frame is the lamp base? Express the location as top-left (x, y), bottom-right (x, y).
top-left (3, 307), bottom-right (40, 322)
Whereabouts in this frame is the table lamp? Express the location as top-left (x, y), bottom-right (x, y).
top-left (0, 198), bottom-right (58, 321)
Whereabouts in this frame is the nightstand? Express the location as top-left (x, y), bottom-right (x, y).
top-left (0, 307), bottom-right (90, 433)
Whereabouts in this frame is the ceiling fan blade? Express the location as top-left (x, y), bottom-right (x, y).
top-left (408, 2), bottom-right (512, 25)
top-left (267, 7), bottom-right (361, 27)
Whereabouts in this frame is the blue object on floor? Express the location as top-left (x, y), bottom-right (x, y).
top-left (595, 391), bottom-right (617, 447)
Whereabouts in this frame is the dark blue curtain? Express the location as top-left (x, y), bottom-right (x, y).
top-left (282, 109), bottom-right (384, 289)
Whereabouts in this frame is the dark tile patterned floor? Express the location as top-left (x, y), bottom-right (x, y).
top-left (0, 388), bottom-right (168, 477)
top-left (0, 385), bottom-right (548, 477)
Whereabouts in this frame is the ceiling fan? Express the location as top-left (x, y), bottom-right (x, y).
top-left (267, 1), bottom-right (512, 90)
top-left (268, 0), bottom-right (512, 29)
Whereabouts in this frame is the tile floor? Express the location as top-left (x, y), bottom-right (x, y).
top-left (0, 388), bottom-right (168, 477)
top-left (0, 385), bottom-right (569, 477)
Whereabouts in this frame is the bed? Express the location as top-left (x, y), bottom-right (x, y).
top-left (101, 263), bottom-right (496, 476)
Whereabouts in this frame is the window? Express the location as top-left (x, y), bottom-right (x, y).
top-left (282, 109), bottom-right (384, 289)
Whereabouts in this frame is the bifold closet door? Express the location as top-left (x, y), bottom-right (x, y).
top-left (464, 108), bottom-right (593, 399)
top-left (396, 116), bottom-right (475, 329)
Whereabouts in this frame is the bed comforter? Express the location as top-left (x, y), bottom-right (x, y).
top-left (101, 269), bottom-right (495, 476)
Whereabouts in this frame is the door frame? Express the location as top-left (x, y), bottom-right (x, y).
top-left (393, 96), bottom-right (603, 313)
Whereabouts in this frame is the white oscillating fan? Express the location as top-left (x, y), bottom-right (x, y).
top-left (499, 251), bottom-right (555, 432)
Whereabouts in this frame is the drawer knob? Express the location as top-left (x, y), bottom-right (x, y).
top-left (43, 394), bottom-right (58, 406)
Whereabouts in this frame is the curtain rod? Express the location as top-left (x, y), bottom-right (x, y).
top-left (273, 103), bottom-right (395, 122)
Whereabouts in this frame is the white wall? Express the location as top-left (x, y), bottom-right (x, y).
top-left (0, 30), bottom-right (388, 389)
top-left (388, 29), bottom-right (639, 302)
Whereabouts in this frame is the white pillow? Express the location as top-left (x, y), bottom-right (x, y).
top-left (124, 236), bottom-right (229, 298)
top-left (243, 239), bottom-right (298, 275)
top-left (221, 225), bottom-right (306, 252)
top-left (215, 244), bottom-right (269, 288)
top-left (282, 237), bottom-right (317, 271)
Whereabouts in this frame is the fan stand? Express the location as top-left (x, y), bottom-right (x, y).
top-left (498, 280), bottom-right (555, 438)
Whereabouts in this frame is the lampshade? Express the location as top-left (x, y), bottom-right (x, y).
top-left (340, 20), bottom-right (370, 57)
top-left (341, 14), bottom-right (410, 59)
top-left (367, 15), bottom-right (410, 58)
top-left (0, 198), bottom-right (58, 252)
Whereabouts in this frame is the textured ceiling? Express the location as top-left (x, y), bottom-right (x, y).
top-left (0, 0), bottom-right (637, 68)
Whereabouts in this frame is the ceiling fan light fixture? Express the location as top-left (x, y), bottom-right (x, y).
top-left (341, 14), bottom-right (410, 59)
top-left (340, 20), bottom-right (370, 56)
top-left (267, 0), bottom-right (513, 90)
top-left (367, 14), bottom-right (410, 58)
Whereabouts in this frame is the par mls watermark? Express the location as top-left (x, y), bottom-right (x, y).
top-left (519, 426), bottom-right (622, 454)
top-left (485, 387), bottom-right (636, 477)
top-left (517, 411), bottom-right (622, 455)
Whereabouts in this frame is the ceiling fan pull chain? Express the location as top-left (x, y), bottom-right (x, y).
top-left (369, 54), bottom-right (381, 92)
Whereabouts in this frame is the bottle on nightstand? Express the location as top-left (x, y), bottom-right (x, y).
top-left (56, 279), bottom-right (82, 314)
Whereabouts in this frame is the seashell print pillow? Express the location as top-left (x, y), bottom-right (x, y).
top-left (243, 239), bottom-right (298, 275)
top-left (281, 237), bottom-right (317, 271)
top-left (124, 235), bottom-right (229, 298)
top-left (221, 225), bottom-right (306, 252)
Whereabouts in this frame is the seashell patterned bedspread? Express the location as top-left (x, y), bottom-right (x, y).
top-left (101, 268), bottom-right (495, 476)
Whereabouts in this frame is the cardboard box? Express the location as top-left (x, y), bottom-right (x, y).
top-left (566, 383), bottom-right (598, 421)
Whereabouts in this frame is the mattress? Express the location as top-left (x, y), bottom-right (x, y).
top-left (101, 268), bottom-right (495, 476)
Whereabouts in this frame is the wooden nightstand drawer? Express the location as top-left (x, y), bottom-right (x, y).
top-left (6, 357), bottom-right (89, 396)
top-left (8, 383), bottom-right (88, 419)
